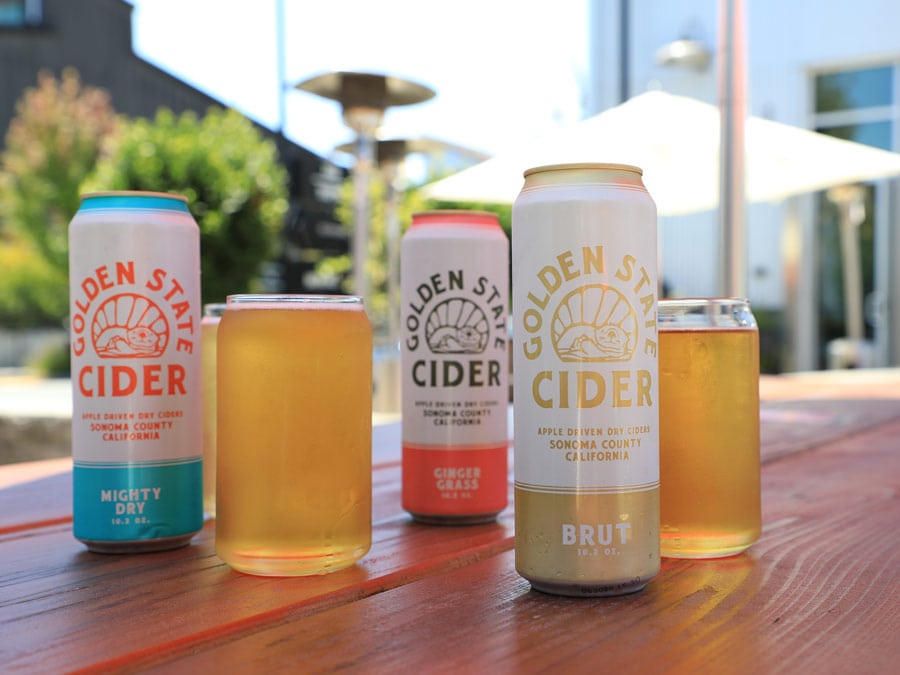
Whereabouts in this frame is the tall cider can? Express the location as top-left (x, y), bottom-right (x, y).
top-left (512, 164), bottom-right (660, 596)
top-left (69, 191), bottom-right (203, 553)
top-left (401, 210), bottom-right (509, 524)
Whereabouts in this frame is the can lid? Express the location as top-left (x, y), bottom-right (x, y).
top-left (523, 162), bottom-right (643, 178)
top-left (79, 191), bottom-right (190, 213)
top-left (658, 297), bottom-right (756, 330)
top-left (411, 209), bottom-right (500, 228)
top-left (224, 294), bottom-right (364, 310)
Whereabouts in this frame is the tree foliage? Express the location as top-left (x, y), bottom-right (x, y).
top-left (87, 107), bottom-right (289, 305)
top-left (0, 70), bottom-right (289, 331)
top-left (0, 68), bottom-right (119, 272)
top-left (0, 241), bottom-right (68, 328)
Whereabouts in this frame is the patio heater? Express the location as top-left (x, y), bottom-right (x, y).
top-left (825, 184), bottom-right (872, 368)
top-left (294, 72), bottom-right (435, 302)
top-left (335, 137), bottom-right (488, 413)
top-left (334, 137), bottom-right (489, 342)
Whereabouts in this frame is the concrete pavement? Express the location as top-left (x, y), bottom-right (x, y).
top-left (0, 372), bottom-right (72, 418)
top-left (0, 373), bottom-right (72, 464)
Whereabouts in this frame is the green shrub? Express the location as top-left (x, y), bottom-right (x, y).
top-left (0, 69), bottom-right (118, 329)
top-left (0, 68), bottom-right (119, 276)
top-left (0, 241), bottom-right (68, 328)
top-left (30, 340), bottom-right (71, 378)
top-left (87, 107), bottom-right (289, 304)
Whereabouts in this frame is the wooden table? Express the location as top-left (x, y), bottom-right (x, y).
top-left (2, 370), bottom-right (899, 673)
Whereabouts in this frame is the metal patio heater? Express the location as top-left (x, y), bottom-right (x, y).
top-left (335, 137), bottom-right (487, 343)
top-left (335, 137), bottom-right (485, 413)
top-left (294, 72), bottom-right (435, 302)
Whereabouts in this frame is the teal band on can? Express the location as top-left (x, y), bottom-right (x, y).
top-left (73, 459), bottom-right (202, 543)
top-left (79, 192), bottom-right (190, 213)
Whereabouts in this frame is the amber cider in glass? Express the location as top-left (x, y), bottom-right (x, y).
top-left (659, 298), bottom-right (761, 558)
top-left (215, 295), bottom-right (372, 576)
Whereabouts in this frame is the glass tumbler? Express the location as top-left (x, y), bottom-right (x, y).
top-left (658, 298), bottom-right (760, 558)
top-left (215, 295), bottom-right (373, 576)
top-left (201, 303), bottom-right (225, 519)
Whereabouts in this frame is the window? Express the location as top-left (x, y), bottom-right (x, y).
top-left (814, 65), bottom-right (895, 150)
top-left (0, 0), bottom-right (41, 27)
top-left (812, 64), bottom-right (896, 366)
top-left (815, 66), bottom-right (892, 113)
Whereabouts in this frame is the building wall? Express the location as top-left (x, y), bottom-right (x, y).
top-left (586, 0), bottom-right (900, 367)
top-left (0, 0), bottom-right (222, 142)
top-left (0, 0), bottom-right (345, 294)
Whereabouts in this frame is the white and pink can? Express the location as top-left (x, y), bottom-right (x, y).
top-left (401, 210), bottom-right (509, 524)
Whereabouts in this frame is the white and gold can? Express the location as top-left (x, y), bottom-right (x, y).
top-left (512, 164), bottom-right (660, 596)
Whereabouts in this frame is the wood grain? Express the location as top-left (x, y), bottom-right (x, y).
top-left (0, 458), bottom-right (72, 534)
top-left (3, 392), bottom-right (896, 535)
top-left (0, 490), bottom-right (513, 672)
top-left (1, 370), bottom-right (898, 673)
top-left (136, 418), bottom-right (900, 674)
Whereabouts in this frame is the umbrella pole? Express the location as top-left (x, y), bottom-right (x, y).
top-left (717, 0), bottom-right (747, 298)
top-left (383, 160), bottom-right (402, 346)
top-left (351, 129), bottom-right (376, 301)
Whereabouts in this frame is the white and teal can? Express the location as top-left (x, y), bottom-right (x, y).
top-left (69, 191), bottom-right (202, 552)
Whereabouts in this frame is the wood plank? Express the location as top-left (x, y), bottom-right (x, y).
top-left (760, 398), bottom-right (900, 463)
top-left (3, 394), bottom-right (895, 534)
top-left (0, 457), bottom-right (71, 490)
top-left (134, 419), bottom-right (900, 674)
top-left (2, 374), bottom-right (898, 672)
top-left (0, 421), bottom-right (407, 534)
top-left (0, 490), bottom-right (514, 672)
top-left (759, 368), bottom-right (900, 401)
top-left (0, 458), bottom-right (72, 534)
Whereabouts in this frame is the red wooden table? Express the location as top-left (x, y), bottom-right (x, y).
top-left (1, 370), bottom-right (899, 673)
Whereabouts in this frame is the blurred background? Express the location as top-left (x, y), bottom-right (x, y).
top-left (1, 0), bottom-right (899, 459)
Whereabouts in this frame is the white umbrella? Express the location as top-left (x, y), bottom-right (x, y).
top-left (422, 90), bottom-right (900, 215)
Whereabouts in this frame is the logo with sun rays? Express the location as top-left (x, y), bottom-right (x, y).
top-left (91, 293), bottom-right (170, 358)
top-left (550, 284), bottom-right (638, 362)
top-left (425, 298), bottom-right (490, 354)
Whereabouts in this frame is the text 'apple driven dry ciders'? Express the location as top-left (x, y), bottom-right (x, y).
top-left (69, 191), bottom-right (202, 553)
top-left (401, 210), bottom-right (509, 524)
top-left (215, 295), bottom-right (373, 576)
top-left (512, 164), bottom-right (660, 596)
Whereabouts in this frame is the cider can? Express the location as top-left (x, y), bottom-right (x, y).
top-left (512, 164), bottom-right (660, 596)
top-left (401, 210), bottom-right (509, 524)
top-left (215, 295), bottom-right (372, 576)
top-left (69, 191), bottom-right (202, 553)
top-left (658, 298), bottom-right (761, 558)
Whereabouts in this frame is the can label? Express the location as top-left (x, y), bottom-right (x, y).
top-left (401, 212), bottom-right (509, 521)
top-left (70, 193), bottom-right (202, 546)
top-left (513, 165), bottom-right (659, 593)
top-left (515, 243), bottom-right (659, 490)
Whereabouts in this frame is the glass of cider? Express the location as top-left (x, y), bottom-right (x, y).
top-left (201, 303), bottom-right (226, 519)
top-left (215, 295), bottom-right (373, 576)
top-left (658, 298), bottom-right (761, 558)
